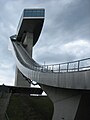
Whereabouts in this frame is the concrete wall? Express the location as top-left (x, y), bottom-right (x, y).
top-left (38, 70), bottom-right (90, 89)
top-left (41, 84), bottom-right (90, 120)
top-left (41, 84), bottom-right (81, 120)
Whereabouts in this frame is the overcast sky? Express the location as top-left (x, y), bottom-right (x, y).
top-left (0, 0), bottom-right (90, 85)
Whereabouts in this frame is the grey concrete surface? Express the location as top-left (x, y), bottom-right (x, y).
top-left (41, 84), bottom-right (82, 120)
top-left (12, 42), bottom-right (90, 89)
top-left (15, 67), bottom-right (30, 87)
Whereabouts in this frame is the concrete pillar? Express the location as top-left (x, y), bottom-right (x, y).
top-left (15, 67), bottom-right (31, 87)
top-left (23, 32), bottom-right (33, 57)
top-left (15, 32), bottom-right (33, 87)
top-left (41, 85), bottom-right (81, 120)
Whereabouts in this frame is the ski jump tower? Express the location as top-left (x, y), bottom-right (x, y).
top-left (10, 9), bottom-right (90, 120)
top-left (11, 9), bottom-right (44, 87)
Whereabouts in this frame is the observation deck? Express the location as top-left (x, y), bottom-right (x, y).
top-left (16, 9), bottom-right (45, 46)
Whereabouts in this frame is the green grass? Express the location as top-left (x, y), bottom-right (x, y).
top-left (7, 93), bottom-right (53, 120)
top-left (30, 96), bottom-right (54, 120)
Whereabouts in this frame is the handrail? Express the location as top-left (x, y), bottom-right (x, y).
top-left (41, 58), bottom-right (90, 73)
top-left (12, 41), bottom-right (90, 73)
top-left (45, 57), bottom-right (90, 66)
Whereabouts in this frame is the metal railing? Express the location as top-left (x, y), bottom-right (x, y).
top-left (13, 41), bottom-right (90, 73)
top-left (38, 58), bottom-right (90, 73)
top-left (19, 42), bottom-right (90, 73)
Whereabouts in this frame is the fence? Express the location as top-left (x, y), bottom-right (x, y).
top-left (39, 58), bottom-right (90, 73)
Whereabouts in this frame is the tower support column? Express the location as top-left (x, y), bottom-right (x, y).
top-left (15, 32), bottom-right (33, 87)
top-left (15, 67), bottom-right (31, 87)
top-left (23, 32), bottom-right (33, 57)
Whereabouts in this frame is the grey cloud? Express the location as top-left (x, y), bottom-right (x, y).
top-left (34, 51), bottom-right (76, 65)
top-left (43, 0), bottom-right (90, 43)
top-left (33, 0), bottom-right (90, 64)
top-left (54, 0), bottom-right (90, 40)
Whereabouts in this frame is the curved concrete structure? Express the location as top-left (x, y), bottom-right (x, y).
top-left (10, 9), bottom-right (90, 120)
top-left (11, 41), bottom-right (90, 90)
